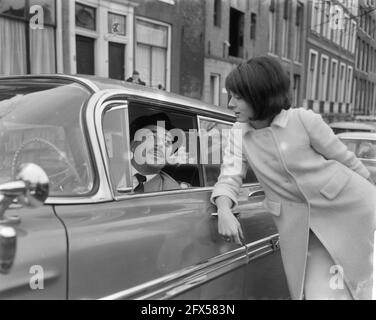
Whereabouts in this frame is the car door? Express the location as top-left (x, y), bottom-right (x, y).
top-left (54, 96), bottom-right (248, 300)
top-left (0, 99), bottom-right (69, 299)
top-left (197, 116), bottom-right (290, 300)
top-left (0, 205), bottom-right (67, 299)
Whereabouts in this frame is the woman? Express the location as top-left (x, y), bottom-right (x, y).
top-left (211, 56), bottom-right (376, 300)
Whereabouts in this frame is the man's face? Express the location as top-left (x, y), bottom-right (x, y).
top-left (132, 125), bottom-right (174, 170)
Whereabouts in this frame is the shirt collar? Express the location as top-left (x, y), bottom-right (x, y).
top-left (236, 109), bottom-right (290, 134)
top-left (131, 166), bottom-right (157, 184)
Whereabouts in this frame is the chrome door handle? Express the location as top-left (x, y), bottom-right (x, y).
top-left (248, 186), bottom-right (265, 199)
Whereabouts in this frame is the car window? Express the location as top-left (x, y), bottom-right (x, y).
top-left (198, 118), bottom-right (258, 187)
top-left (341, 139), bottom-right (357, 153)
top-left (358, 141), bottom-right (376, 160)
top-left (0, 83), bottom-right (94, 196)
top-left (341, 138), bottom-right (376, 160)
top-left (102, 104), bottom-right (130, 193)
top-left (103, 101), bottom-right (200, 195)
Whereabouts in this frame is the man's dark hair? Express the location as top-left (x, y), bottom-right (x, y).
top-left (225, 56), bottom-right (292, 121)
top-left (130, 112), bottom-right (174, 142)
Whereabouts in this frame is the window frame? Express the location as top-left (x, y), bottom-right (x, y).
top-left (0, 0), bottom-right (58, 74)
top-left (135, 16), bottom-right (171, 91)
top-left (101, 97), bottom-right (211, 200)
top-left (197, 115), bottom-right (259, 188)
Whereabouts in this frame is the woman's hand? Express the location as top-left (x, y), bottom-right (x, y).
top-left (218, 208), bottom-right (244, 245)
top-left (215, 196), bottom-right (244, 245)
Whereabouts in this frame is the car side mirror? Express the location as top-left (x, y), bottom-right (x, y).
top-left (0, 163), bottom-right (49, 221)
top-left (0, 163), bottom-right (49, 274)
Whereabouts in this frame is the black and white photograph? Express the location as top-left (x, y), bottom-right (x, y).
top-left (0, 0), bottom-right (376, 304)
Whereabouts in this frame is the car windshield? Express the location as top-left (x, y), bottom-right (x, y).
top-left (0, 81), bottom-right (94, 197)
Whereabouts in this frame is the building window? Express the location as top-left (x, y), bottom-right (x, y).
top-left (268, 0), bottom-right (277, 54)
top-left (307, 50), bottom-right (318, 100)
top-left (75, 2), bottom-right (96, 31)
top-left (229, 7), bottom-right (244, 58)
top-left (135, 18), bottom-right (169, 89)
top-left (330, 60), bottom-right (338, 101)
top-left (282, 0), bottom-right (289, 58)
top-left (346, 66), bottom-right (353, 103)
top-left (76, 35), bottom-right (95, 75)
top-left (360, 40), bottom-right (364, 71)
top-left (311, 0), bottom-right (321, 33)
top-left (214, 0), bottom-right (221, 27)
top-left (75, 2), bottom-right (97, 76)
top-left (355, 37), bottom-right (360, 69)
top-left (324, 2), bottom-right (329, 37)
top-left (343, 15), bottom-right (349, 50)
top-left (108, 12), bottom-right (126, 36)
top-left (250, 12), bottom-right (256, 40)
top-left (319, 55), bottom-right (329, 101)
top-left (339, 63), bottom-right (346, 103)
top-left (295, 1), bottom-right (303, 61)
top-left (0, 0), bottom-right (57, 75)
top-left (210, 73), bottom-right (220, 106)
top-left (293, 74), bottom-right (301, 108)
top-left (353, 77), bottom-right (357, 111)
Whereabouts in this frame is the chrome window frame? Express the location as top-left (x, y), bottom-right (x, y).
top-left (197, 115), bottom-right (234, 187)
top-left (197, 115), bottom-right (260, 188)
top-left (97, 100), bottom-right (132, 199)
top-left (339, 137), bottom-right (376, 162)
top-left (99, 92), bottom-right (208, 201)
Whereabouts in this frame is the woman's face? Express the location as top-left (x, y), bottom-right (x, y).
top-left (228, 92), bottom-right (255, 123)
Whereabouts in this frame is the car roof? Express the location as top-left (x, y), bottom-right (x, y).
top-left (0, 74), bottom-right (235, 118)
top-left (329, 121), bottom-right (376, 130)
top-left (337, 132), bottom-right (376, 140)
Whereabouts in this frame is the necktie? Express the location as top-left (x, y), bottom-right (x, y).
top-left (134, 173), bottom-right (147, 193)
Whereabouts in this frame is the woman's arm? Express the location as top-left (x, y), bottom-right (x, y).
top-left (210, 124), bottom-right (248, 245)
top-left (210, 124), bottom-right (248, 208)
top-left (298, 109), bottom-right (371, 180)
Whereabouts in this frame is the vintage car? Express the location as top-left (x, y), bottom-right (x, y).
top-left (0, 75), bottom-right (289, 300)
top-left (337, 132), bottom-right (376, 182)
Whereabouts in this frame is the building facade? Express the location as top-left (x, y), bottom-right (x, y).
top-left (203, 0), bottom-right (308, 110)
top-left (0, 0), bottom-right (64, 75)
top-left (354, 0), bottom-right (376, 117)
top-left (0, 0), bottom-right (197, 95)
top-left (303, 0), bottom-right (358, 122)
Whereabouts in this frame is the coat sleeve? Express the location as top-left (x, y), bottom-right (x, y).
top-left (298, 109), bottom-right (370, 179)
top-left (210, 123), bottom-right (248, 208)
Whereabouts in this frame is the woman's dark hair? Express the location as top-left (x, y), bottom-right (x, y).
top-left (225, 56), bottom-right (292, 121)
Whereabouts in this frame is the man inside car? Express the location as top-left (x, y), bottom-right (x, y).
top-left (118, 113), bottom-right (190, 193)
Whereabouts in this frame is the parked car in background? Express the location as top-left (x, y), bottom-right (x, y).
top-left (329, 121), bottom-right (376, 134)
top-left (337, 132), bottom-right (376, 182)
top-left (0, 75), bottom-right (289, 300)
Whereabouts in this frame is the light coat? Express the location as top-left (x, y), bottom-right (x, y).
top-left (211, 108), bottom-right (376, 300)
